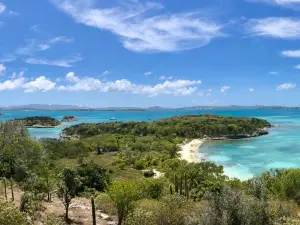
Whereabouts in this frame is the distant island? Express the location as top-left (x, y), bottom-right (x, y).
top-left (61, 114), bottom-right (271, 139)
top-left (1, 104), bottom-right (300, 111)
top-left (61, 116), bottom-right (78, 122)
top-left (14, 116), bottom-right (61, 128)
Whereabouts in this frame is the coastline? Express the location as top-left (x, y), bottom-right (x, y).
top-left (179, 139), bottom-right (206, 163)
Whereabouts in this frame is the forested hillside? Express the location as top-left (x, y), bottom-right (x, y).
top-left (2, 117), bottom-right (300, 225)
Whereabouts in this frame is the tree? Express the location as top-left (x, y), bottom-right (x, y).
top-left (36, 161), bottom-right (57, 202)
top-left (57, 167), bottom-right (81, 221)
top-left (108, 179), bottom-right (166, 225)
top-left (108, 180), bottom-right (143, 225)
top-left (76, 163), bottom-right (110, 193)
top-left (19, 192), bottom-right (44, 224)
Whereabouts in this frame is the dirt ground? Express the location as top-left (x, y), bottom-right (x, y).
top-left (0, 184), bottom-right (117, 225)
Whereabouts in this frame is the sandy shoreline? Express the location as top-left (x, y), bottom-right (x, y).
top-left (179, 139), bottom-right (206, 163)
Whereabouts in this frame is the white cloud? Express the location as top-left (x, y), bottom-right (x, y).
top-left (55, 77), bottom-right (62, 82)
top-left (0, 76), bottom-right (55, 92)
top-left (282, 49), bottom-right (300, 57)
top-left (0, 55), bottom-right (17, 63)
top-left (49, 36), bottom-right (73, 44)
top-left (246, 17), bottom-right (300, 39)
top-left (144, 71), bottom-right (152, 76)
top-left (276, 83), bottom-right (296, 90)
top-left (66, 72), bottom-right (80, 82)
top-left (58, 72), bottom-right (201, 96)
top-left (295, 65), bottom-right (300, 69)
top-left (24, 56), bottom-right (82, 67)
top-left (101, 70), bottom-right (110, 76)
top-left (249, 0), bottom-right (300, 8)
top-left (0, 77), bottom-right (25, 91)
top-left (269, 71), bottom-right (279, 75)
top-left (51, 0), bottom-right (224, 53)
top-left (16, 40), bottom-right (37, 56)
top-left (159, 76), bottom-right (174, 80)
top-left (8, 10), bottom-right (19, 16)
top-left (221, 86), bottom-right (230, 93)
top-left (0, 71), bottom-right (202, 96)
top-left (23, 76), bottom-right (56, 93)
top-left (198, 89), bottom-right (212, 97)
top-left (38, 44), bottom-right (51, 51)
top-left (9, 71), bottom-right (24, 79)
top-left (0, 2), bottom-right (6, 14)
top-left (249, 88), bottom-right (254, 92)
top-left (0, 64), bottom-right (6, 76)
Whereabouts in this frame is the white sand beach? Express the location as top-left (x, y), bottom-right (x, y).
top-left (179, 139), bottom-right (205, 163)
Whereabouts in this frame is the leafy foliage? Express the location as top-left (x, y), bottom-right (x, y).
top-left (63, 115), bottom-right (270, 139)
top-left (0, 200), bottom-right (29, 225)
top-left (14, 116), bottom-right (61, 127)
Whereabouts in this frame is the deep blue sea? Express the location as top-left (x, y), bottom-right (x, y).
top-left (1, 109), bottom-right (300, 180)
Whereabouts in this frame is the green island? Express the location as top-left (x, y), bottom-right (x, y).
top-left (62, 114), bottom-right (271, 139)
top-left (2, 115), bottom-right (300, 225)
top-left (13, 116), bottom-right (61, 128)
top-left (61, 116), bottom-right (78, 122)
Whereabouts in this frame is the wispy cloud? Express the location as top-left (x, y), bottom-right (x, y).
top-left (51, 0), bottom-right (224, 53)
top-left (248, 0), bottom-right (300, 9)
top-left (221, 85), bottom-right (230, 93)
top-left (38, 44), bottom-right (51, 51)
top-left (246, 17), bottom-right (300, 39)
top-left (269, 71), bottom-right (279, 75)
top-left (144, 71), bottom-right (152, 76)
top-left (49, 36), bottom-right (73, 44)
top-left (282, 49), bottom-right (300, 57)
top-left (198, 88), bottom-right (212, 97)
top-left (159, 76), bottom-right (174, 80)
top-left (0, 2), bottom-right (6, 14)
top-left (295, 65), bottom-right (300, 69)
top-left (276, 83), bottom-right (296, 90)
top-left (24, 56), bottom-right (83, 67)
top-left (0, 64), bottom-right (6, 76)
top-left (7, 10), bottom-right (19, 16)
top-left (101, 70), bottom-right (110, 76)
top-left (0, 55), bottom-right (16, 63)
top-left (16, 36), bottom-right (73, 56)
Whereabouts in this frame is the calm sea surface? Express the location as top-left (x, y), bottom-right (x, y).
top-left (1, 109), bottom-right (300, 180)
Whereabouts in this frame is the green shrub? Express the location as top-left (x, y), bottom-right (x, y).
top-left (135, 160), bottom-right (146, 170)
top-left (0, 200), bottom-right (29, 225)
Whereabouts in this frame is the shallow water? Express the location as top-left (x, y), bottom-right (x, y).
top-left (1, 109), bottom-right (300, 179)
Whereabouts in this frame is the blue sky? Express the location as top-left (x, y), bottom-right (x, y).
top-left (1, 0), bottom-right (300, 107)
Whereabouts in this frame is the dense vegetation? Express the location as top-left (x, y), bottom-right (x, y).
top-left (14, 116), bottom-right (61, 127)
top-left (61, 116), bottom-right (78, 122)
top-left (62, 115), bottom-right (271, 139)
top-left (3, 115), bottom-right (300, 225)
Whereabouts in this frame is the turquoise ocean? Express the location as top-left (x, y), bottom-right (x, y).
top-left (1, 109), bottom-right (300, 180)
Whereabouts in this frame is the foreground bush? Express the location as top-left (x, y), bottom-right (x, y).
top-left (0, 200), bottom-right (28, 225)
top-left (124, 195), bottom-right (195, 225)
